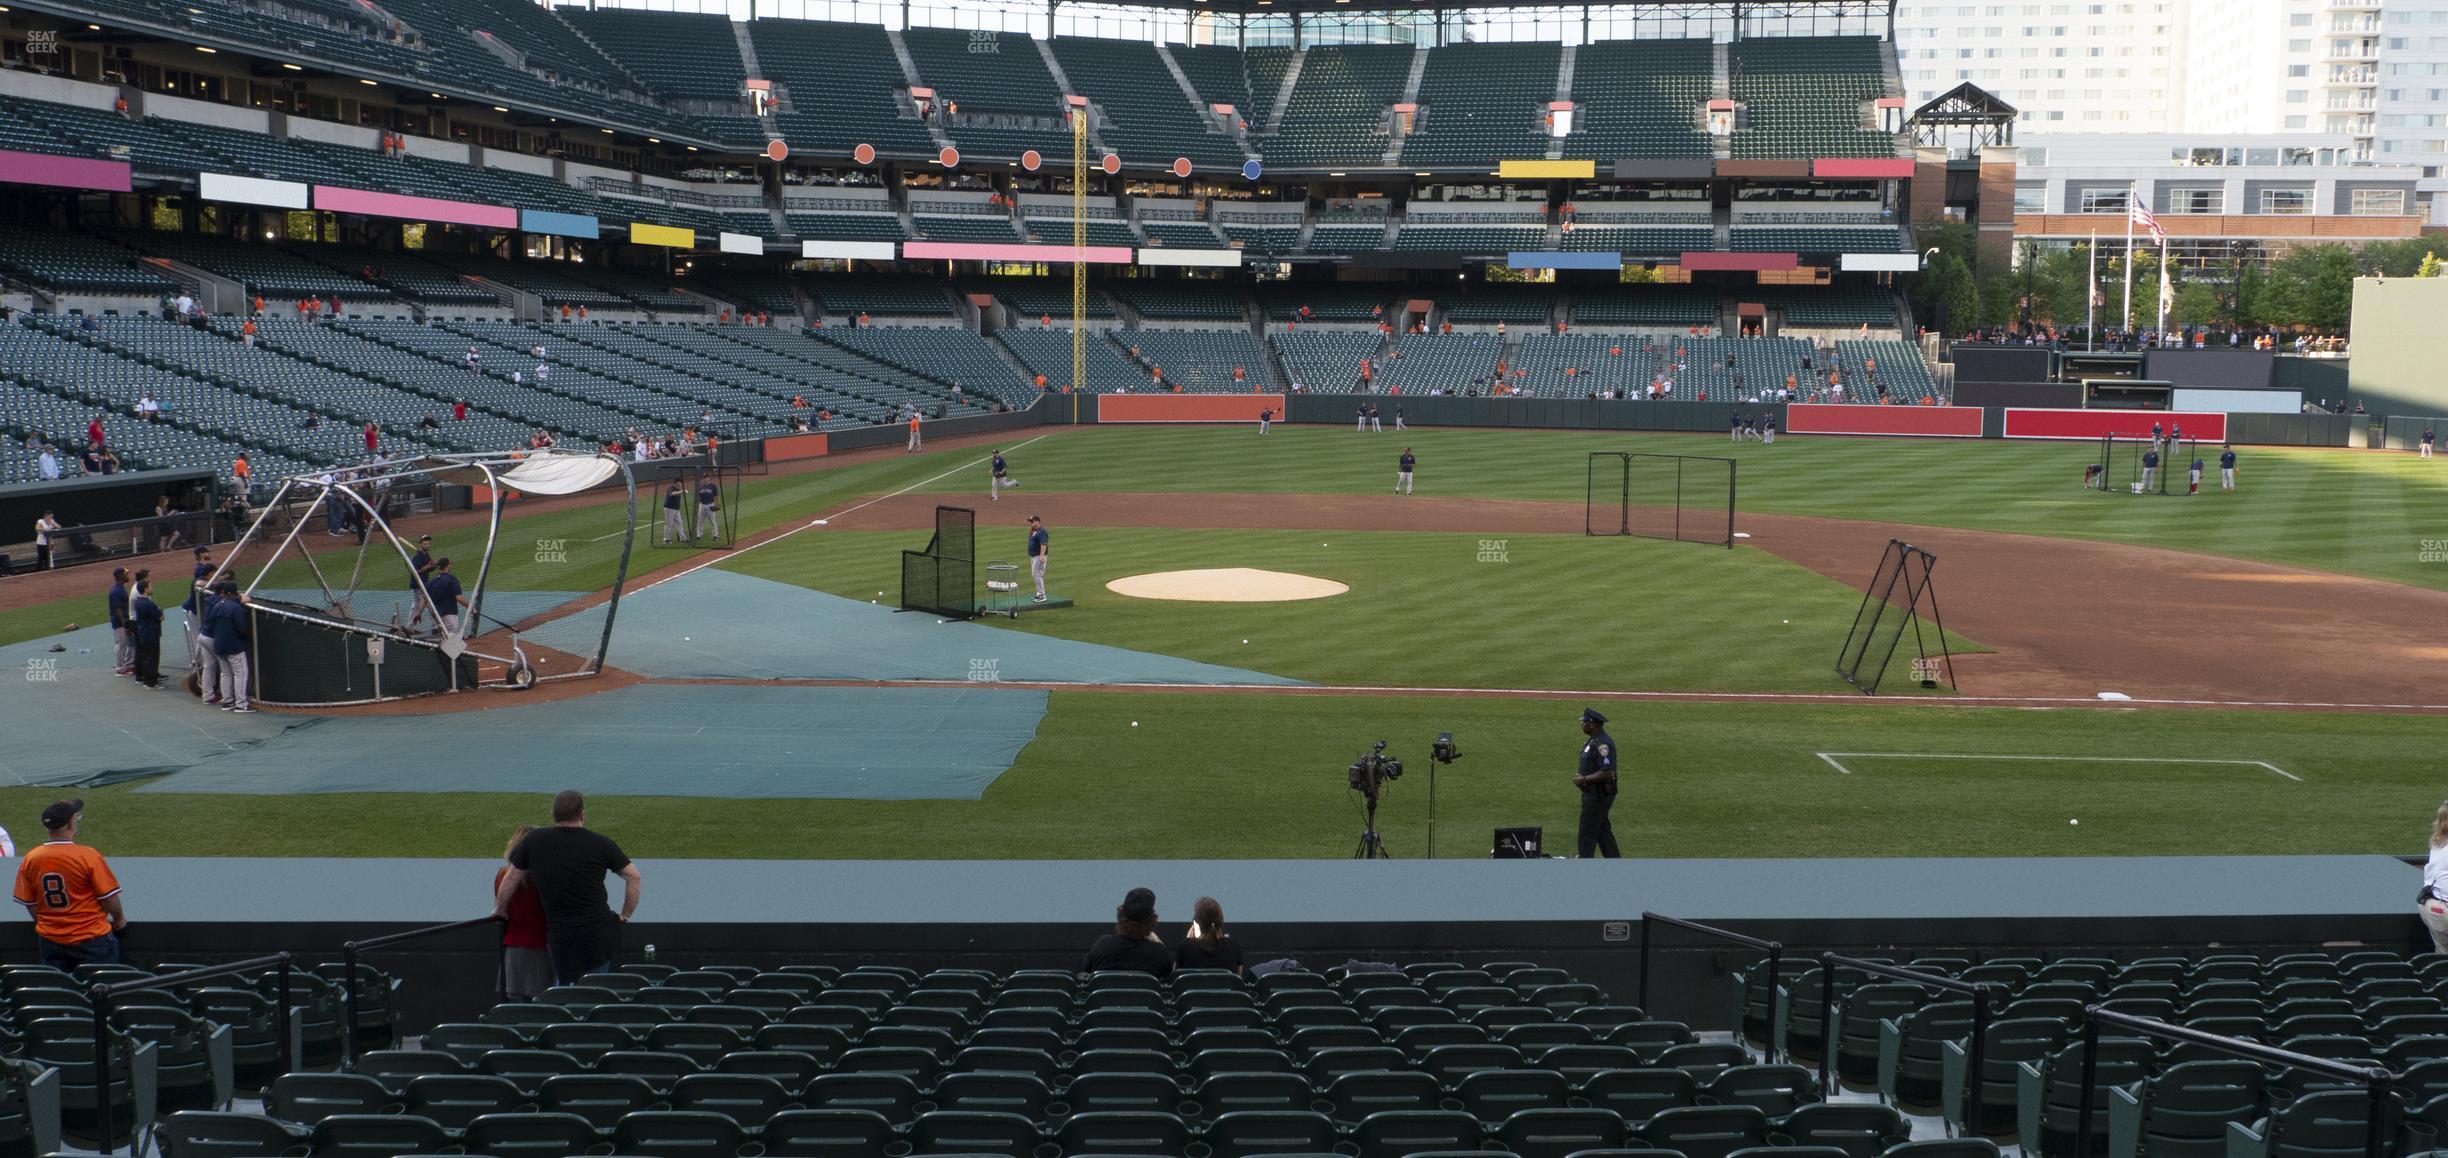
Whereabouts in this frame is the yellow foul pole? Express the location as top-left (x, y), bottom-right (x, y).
top-left (1071, 100), bottom-right (1087, 411)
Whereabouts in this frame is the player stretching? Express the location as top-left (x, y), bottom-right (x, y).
top-left (1396, 448), bottom-right (1415, 495)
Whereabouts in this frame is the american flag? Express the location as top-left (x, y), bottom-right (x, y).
top-left (2129, 199), bottom-right (2166, 244)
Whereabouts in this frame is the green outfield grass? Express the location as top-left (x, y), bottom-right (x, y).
top-left (723, 526), bottom-right (1980, 694)
top-left (15, 693), bottom-right (2436, 859)
top-left (924, 426), bottom-right (2448, 590)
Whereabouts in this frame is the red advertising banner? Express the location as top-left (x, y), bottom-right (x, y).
top-left (1098, 394), bottom-right (1285, 424)
top-left (1784, 404), bottom-right (1984, 438)
top-left (2003, 408), bottom-right (2229, 442)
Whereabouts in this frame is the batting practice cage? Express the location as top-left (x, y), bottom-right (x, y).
top-left (900, 505), bottom-right (977, 618)
top-left (1835, 538), bottom-right (1956, 695)
top-left (2089, 433), bottom-right (2195, 495)
top-left (1586, 452), bottom-right (1736, 547)
top-left (197, 451), bottom-right (637, 706)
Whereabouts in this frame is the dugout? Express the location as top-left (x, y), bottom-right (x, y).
top-left (0, 468), bottom-right (218, 574)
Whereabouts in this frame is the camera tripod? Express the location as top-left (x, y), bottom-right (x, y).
top-left (1353, 790), bottom-right (1390, 859)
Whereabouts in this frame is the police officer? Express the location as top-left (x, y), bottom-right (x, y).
top-left (1573, 708), bottom-right (1621, 858)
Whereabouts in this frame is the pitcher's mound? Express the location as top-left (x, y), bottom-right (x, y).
top-left (1106, 568), bottom-right (1349, 603)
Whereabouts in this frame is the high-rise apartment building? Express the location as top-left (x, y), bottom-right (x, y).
top-left (1892, 0), bottom-right (2187, 131)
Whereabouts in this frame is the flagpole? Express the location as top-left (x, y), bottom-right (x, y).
top-left (2086, 231), bottom-right (2097, 352)
top-left (2121, 182), bottom-right (2135, 340)
top-left (2155, 236), bottom-right (2170, 344)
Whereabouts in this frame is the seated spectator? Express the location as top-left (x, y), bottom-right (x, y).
top-left (1079, 887), bottom-right (1173, 978)
top-left (1175, 896), bottom-right (1244, 976)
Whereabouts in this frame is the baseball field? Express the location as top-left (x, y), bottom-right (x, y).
top-left (3, 422), bottom-right (2442, 861)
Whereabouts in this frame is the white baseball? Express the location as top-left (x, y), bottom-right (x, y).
top-left (2069, 819), bottom-right (2080, 826)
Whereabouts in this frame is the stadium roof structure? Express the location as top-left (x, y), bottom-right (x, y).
top-left (0, 0), bottom-right (726, 150)
top-left (1097, 0), bottom-right (1893, 14)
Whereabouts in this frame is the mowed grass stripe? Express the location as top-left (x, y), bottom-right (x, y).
top-left (14, 693), bottom-right (2437, 859)
top-left (934, 427), bottom-right (2448, 589)
top-left (723, 526), bottom-right (1981, 694)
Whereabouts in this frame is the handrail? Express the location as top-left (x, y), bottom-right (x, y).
top-left (2074, 1007), bottom-right (2397, 1158)
top-left (340, 915), bottom-right (507, 1066)
top-left (90, 953), bottom-right (294, 1156)
top-left (1638, 913), bottom-right (1786, 1062)
top-left (1818, 952), bottom-right (2002, 1133)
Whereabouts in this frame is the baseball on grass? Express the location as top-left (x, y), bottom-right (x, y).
top-left (2070, 819), bottom-right (2080, 826)
top-left (682, 636), bottom-right (692, 642)
top-left (1131, 721), bottom-right (1139, 727)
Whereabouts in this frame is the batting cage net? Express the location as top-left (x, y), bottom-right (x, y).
top-left (899, 505), bottom-right (977, 618)
top-left (2091, 433), bottom-right (2194, 495)
top-left (642, 464), bottom-right (743, 549)
top-left (206, 452), bottom-right (635, 706)
top-left (1835, 538), bottom-right (1955, 695)
top-left (1585, 452), bottom-right (1736, 547)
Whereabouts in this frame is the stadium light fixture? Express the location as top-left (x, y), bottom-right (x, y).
top-left (492, 106), bottom-right (508, 112)
top-left (600, 128), bottom-right (614, 134)
top-left (87, 23), bottom-right (102, 30)
top-left (359, 78), bottom-right (377, 85)
top-left (282, 62), bottom-right (303, 70)
top-left (196, 45), bottom-right (216, 52)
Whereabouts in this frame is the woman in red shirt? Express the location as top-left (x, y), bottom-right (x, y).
top-left (495, 824), bottom-right (550, 999)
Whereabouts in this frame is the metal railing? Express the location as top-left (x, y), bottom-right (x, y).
top-left (339, 915), bottom-right (506, 1066)
top-left (2073, 1007), bottom-right (2398, 1158)
top-left (1819, 952), bottom-right (2002, 1133)
top-left (90, 953), bottom-right (294, 1156)
top-left (1638, 912), bottom-right (1785, 1062)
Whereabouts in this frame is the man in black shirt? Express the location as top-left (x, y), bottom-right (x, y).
top-left (498, 791), bottom-right (644, 985)
top-left (1078, 886), bottom-right (1173, 978)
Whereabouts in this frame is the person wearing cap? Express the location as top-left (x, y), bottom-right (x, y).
top-left (1079, 887), bottom-right (1173, 978)
top-left (130, 577), bottom-right (163, 689)
top-left (201, 581), bottom-right (254, 712)
top-left (406, 536), bottom-right (437, 630)
top-left (182, 546), bottom-right (215, 674)
top-left (106, 567), bottom-right (134, 677)
top-left (1026, 516), bottom-right (1051, 604)
top-left (695, 478), bottom-right (722, 544)
top-left (13, 801), bottom-right (125, 970)
top-left (1573, 708), bottom-right (1621, 858)
top-left (660, 480), bottom-right (687, 544)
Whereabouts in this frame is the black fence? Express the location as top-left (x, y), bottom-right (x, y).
top-left (90, 954), bottom-right (295, 1155)
top-left (1638, 914), bottom-right (1784, 1062)
top-left (2073, 1007), bottom-right (2397, 1158)
top-left (340, 915), bottom-right (506, 1066)
top-left (1820, 953), bottom-right (2003, 1133)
